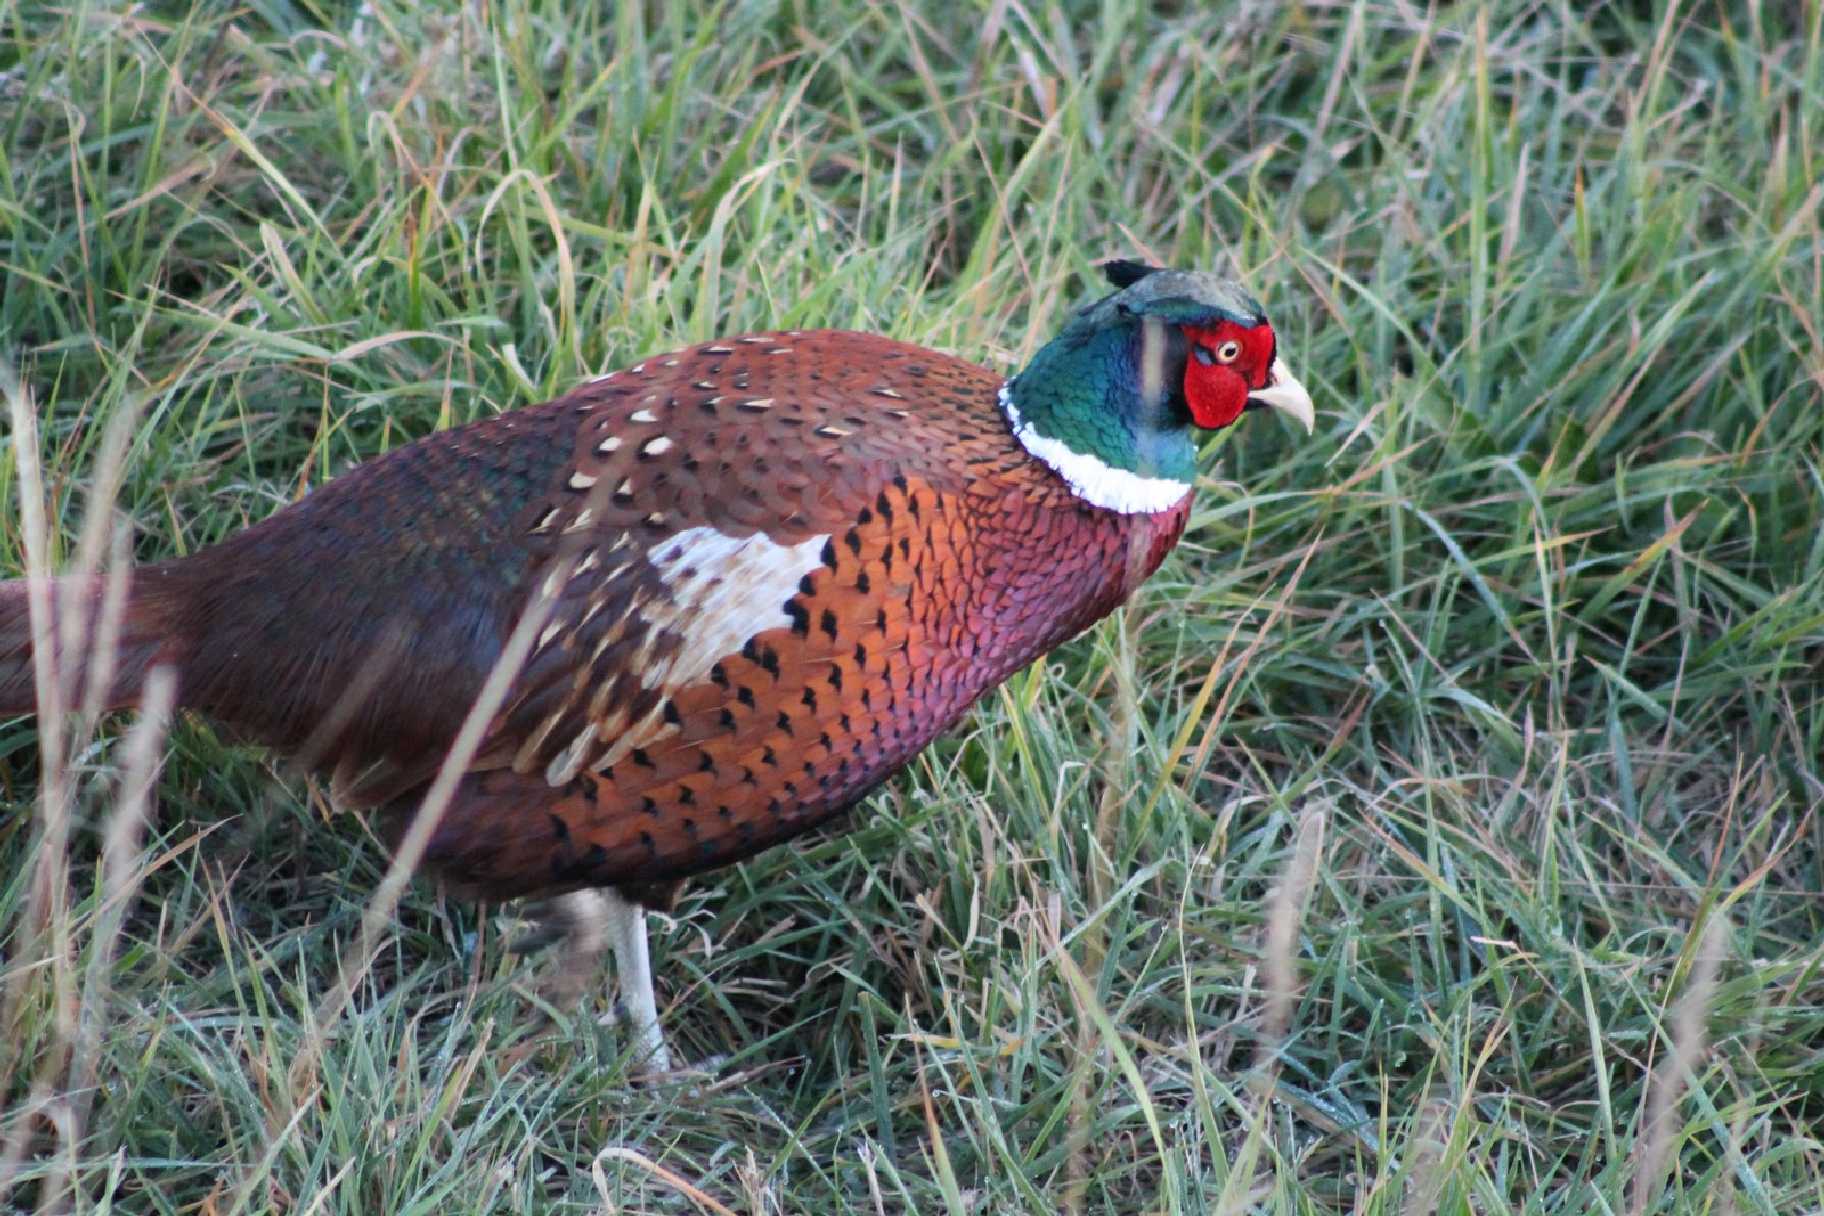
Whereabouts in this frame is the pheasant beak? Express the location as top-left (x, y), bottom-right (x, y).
top-left (1247, 358), bottom-right (1315, 434)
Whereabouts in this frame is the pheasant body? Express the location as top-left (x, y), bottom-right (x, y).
top-left (415, 330), bottom-right (1196, 897)
top-left (0, 263), bottom-right (1314, 1068)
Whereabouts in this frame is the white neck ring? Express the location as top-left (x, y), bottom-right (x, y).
top-left (998, 383), bottom-right (1193, 515)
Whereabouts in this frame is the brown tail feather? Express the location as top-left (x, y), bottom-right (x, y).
top-left (0, 573), bottom-right (182, 715)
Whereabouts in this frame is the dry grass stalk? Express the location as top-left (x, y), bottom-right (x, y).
top-left (1066, 605), bottom-right (1140, 1216)
top-left (590, 1144), bottom-right (739, 1216)
top-left (60, 667), bottom-right (174, 1194)
top-left (1215, 802), bottom-right (1328, 1216)
top-left (276, 551), bottom-right (575, 1097)
top-left (0, 364), bottom-right (158, 1209)
top-left (1399, 1089), bottom-right (1453, 1216)
top-left (1630, 913), bottom-right (1730, 1216)
top-left (1254, 803), bottom-right (1328, 1076)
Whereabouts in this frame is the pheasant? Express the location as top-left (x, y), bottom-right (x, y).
top-left (0, 261), bottom-right (1313, 1071)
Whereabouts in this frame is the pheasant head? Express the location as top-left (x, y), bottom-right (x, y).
top-left (1001, 260), bottom-right (1315, 513)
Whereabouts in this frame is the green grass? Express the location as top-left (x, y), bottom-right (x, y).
top-left (2, 0), bottom-right (1823, 1211)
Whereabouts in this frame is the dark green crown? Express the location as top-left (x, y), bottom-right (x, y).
top-left (1086, 259), bottom-right (1265, 328)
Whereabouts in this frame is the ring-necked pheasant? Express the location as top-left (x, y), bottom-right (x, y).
top-left (0, 261), bottom-right (1313, 1071)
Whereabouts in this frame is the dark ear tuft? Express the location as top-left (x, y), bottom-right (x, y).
top-left (1100, 259), bottom-right (1163, 290)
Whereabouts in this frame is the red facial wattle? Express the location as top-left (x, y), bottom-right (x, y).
top-left (1181, 321), bottom-right (1276, 430)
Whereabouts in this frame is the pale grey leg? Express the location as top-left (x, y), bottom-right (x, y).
top-left (601, 888), bottom-right (671, 1074)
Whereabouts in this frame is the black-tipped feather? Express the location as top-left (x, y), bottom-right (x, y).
top-left (1099, 259), bottom-right (1163, 289)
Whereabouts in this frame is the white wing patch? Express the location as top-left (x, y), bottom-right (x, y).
top-left (642, 527), bottom-right (830, 690)
top-left (539, 526), bottom-right (829, 786)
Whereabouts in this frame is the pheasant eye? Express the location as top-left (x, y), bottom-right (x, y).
top-left (1216, 340), bottom-right (1242, 364)
top-left (1192, 345), bottom-right (1215, 366)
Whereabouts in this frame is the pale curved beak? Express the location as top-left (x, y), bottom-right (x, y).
top-left (1247, 357), bottom-right (1315, 434)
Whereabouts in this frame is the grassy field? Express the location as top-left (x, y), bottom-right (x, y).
top-left (2, 1), bottom-right (1822, 1211)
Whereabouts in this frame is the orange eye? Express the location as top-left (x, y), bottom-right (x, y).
top-left (1215, 340), bottom-right (1241, 364)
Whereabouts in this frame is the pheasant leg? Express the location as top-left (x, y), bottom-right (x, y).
top-left (601, 888), bottom-right (671, 1074)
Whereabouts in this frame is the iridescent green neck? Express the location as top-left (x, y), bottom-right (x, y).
top-left (1001, 317), bottom-right (1197, 514)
